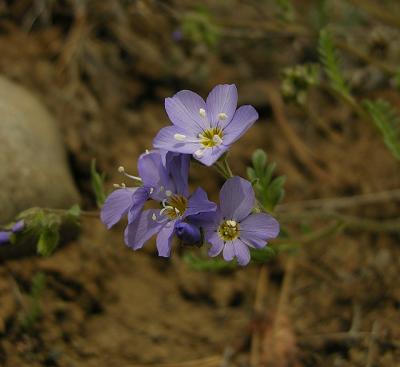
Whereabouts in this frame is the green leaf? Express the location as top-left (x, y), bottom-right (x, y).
top-left (318, 29), bottom-right (352, 100)
top-left (247, 149), bottom-right (285, 212)
top-left (91, 159), bottom-right (106, 208)
top-left (247, 167), bottom-right (257, 182)
top-left (37, 224), bottom-right (60, 257)
top-left (252, 149), bottom-right (267, 176)
top-left (268, 175), bottom-right (286, 208)
top-left (67, 204), bottom-right (81, 220)
top-left (363, 99), bottom-right (400, 160)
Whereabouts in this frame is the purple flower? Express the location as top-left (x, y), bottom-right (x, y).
top-left (0, 220), bottom-right (25, 245)
top-left (202, 177), bottom-right (279, 266)
top-left (153, 84), bottom-right (259, 166)
top-left (125, 184), bottom-right (216, 257)
top-left (101, 151), bottom-right (190, 229)
top-left (101, 150), bottom-right (216, 257)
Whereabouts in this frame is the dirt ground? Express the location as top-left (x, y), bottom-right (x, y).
top-left (0, 1), bottom-right (400, 366)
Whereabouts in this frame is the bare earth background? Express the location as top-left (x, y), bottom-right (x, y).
top-left (0, 1), bottom-right (399, 366)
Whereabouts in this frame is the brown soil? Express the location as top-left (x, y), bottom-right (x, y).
top-left (0, 1), bottom-right (400, 366)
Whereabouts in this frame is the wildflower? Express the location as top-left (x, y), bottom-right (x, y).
top-left (202, 177), bottom-right (279, 266)
top-left (0, 220), bottom-right (25, 245)
top-left (153, 84), bottom-right (259, 166)
top-left (101, 150), bottom-right (216, 256)
top-left (125, 185), bottom-right (216, 257)
top-left (101, 150), bottom-right (190, 229)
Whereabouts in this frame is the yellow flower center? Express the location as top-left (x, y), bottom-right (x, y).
top-left (218, 220), bottom-right (240, 241)
top-left (161, 195), bottom-right (188, 219)
top-left (199, 127), bottom-right (224, 148)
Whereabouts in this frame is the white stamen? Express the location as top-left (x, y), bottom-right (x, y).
top-left (121, 183), bottom-right (126, 188)
top-left (118, 165), bottom-right (142, 182)
top-left (149, 187), bottom-right (154, 194)
top-left (218, 112), bottom-right (228, 120)
top-left (160, 206), bottom-right (174, 216)
top-left (165, 190), bottom-right (172, 197)
top-left (113, 183), bottom-right (120, 188)
top-left (199, 108), bottom-right (206, 117)
top-left (145, 149), bottom-right (150, 154)
top-left (174, 133), bottom-right (186, 141)
top-left (152, 213), bottom-right (157, 221)
top-left (194, 149), bottom-right (204, 158)
top-left (212, 135), bottom-right (223, 145)
top-left (175, 208), bottom-right (180, 214)
top-left (227, 220), bottom-right (237, 227)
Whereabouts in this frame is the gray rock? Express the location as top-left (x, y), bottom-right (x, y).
top-left (0, 76), bottom-right (80, 223)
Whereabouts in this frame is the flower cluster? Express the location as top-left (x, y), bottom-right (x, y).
top-left (101, 84), bottom-right (279, 266)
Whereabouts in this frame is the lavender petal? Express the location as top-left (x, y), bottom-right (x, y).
top-left (127, 187), bottom-right (150, 223)
top-left (206, 84), bottom-right (238, 128)
top-left (185, 187), bottom-right (217, 218)
top-left (166, 152), bottom-right (190, 197)
top-left (153, 126), bottom-right (201, 155)
top-left (165, 90), bottom-right (208, 132)
top-left (195, 145), bottom-right (229, 167)
top-left (124, 209), bottom-right (164, 250)
top-left (222, 242), bottom-right (235, 261)
top-left (100, 188), bottom-right (136, 229)
top-left (207, 232), bottom-right (224, 257)
top-left (156, 221), bottom-right (176, 257)
top-left (138, 151), bottom-right (169, 191)
top-left (222, 105), bottom-right (259, 145)
top-left (233, 240), bottom-right (251, 266)
top-left (220, 177), bottom-right (255, 221)
top-left (240, 213), bottom-right (280, 248)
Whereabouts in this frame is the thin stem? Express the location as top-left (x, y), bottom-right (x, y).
top-left (222, 157), bottom-right (234, 178)
top-left (214, 161), bottom-right (231, 179)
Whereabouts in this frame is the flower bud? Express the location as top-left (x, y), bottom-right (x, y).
top-left (175, 222), bottom-right (201, 245)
